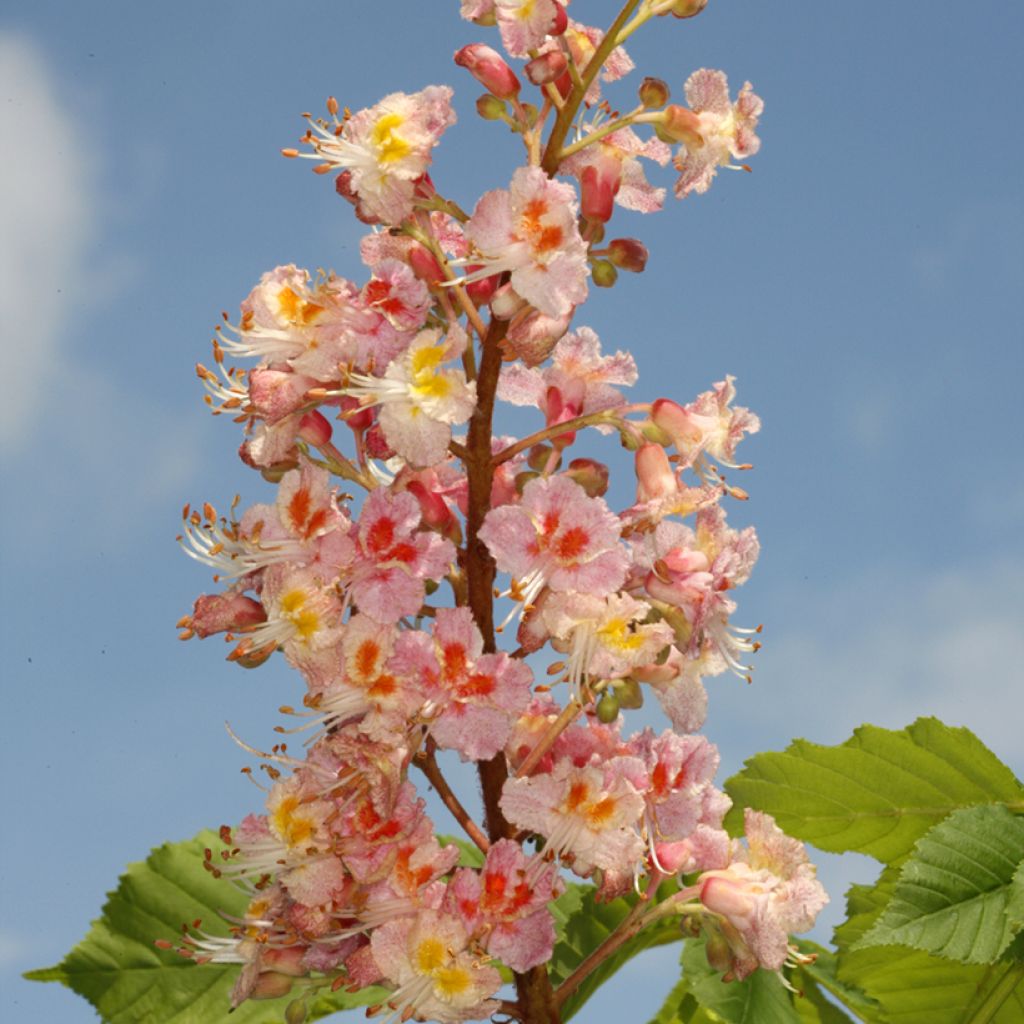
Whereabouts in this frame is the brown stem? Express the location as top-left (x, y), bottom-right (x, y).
top-left (540, 0), bottom-right (643, 175)
top-left (553, 874), bottom-right (668, 1012)
top-left (463, 315), bottom-right (559, 1024)
top-left (414, 740), bottom-right (490, 855)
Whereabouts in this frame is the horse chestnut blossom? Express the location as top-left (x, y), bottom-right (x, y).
top-left (172, 4), bottom-right (827, 1022)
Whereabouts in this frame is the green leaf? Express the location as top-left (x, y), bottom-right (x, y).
top-left (793, 940), bottom-right (881, 1022)
top-left (547, 879), bottom-right (682, 1021)
top-left (856, 805), bottom-right (1024, 964)
top-left (836, 866), bottom-right (1024, 1024)
top-left (25, 832), bottom-right (388, 1024)
top-left (679, 937), bottom-right (801, 1024)
top-left (724, 718), bottom-right (1024, 863)
top-left (645, 976), bottom-right (695, 1024)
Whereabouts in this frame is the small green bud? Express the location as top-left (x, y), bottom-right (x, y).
top-left (639, 76), bottom-right (670, 109)
top-left (476, 94), bottom-right (508, 121)
top-left (595, 688), bottom-right (620, 723)
top-left (285, 998), bottom-right (309, 1024)
top-left (515, 470), bottom-right (540, 494)
top-left (527, 444), bottom-right (558, 473)
top-left (615, 677), bottom-right (644, 709)
top-left (591, 259), bottom-right (618, 288)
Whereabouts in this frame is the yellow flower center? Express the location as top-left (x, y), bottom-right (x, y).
top-left (372, 112), bottom-right (412, 164)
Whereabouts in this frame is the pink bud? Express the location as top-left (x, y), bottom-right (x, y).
top-left (607, 238), bottom-right (648, 273)
top-left (635, 443), bottom-right (676, 501)
top-left (407, 242), bottom-right (444, 284)
top-left (524, 51), bottom-right (568, 86)
top-left (405, 479), bottom-right (458, 538)
top-left (298, 410), bottom-right (332, 447)
top-left (580, 155), bottom-right (621, 224)
top-left (506, 307), bottom-right (572, 367)
top-left (339, 396), bottom-right (374, 433)
top-left (455, 44), bottom-right (521, 100)
top-left (699, 874), bottom-right (759, 928)
top-left (550, 1), bottom-right (569, 35)
top-left (651, 398), bottom-right (702, 450)
top-left (465, 265), bottom-right (500, 305)
top-left (364, 423), bottom-right (395, 460)
top-left (187, 593), bottom-right (266, 639)
top-left (249, 369), bottom-right (318, 424)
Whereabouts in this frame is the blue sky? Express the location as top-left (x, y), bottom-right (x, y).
top-left (2, 2), bottom-right (1022, 1021)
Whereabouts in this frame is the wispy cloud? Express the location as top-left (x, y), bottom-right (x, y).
top-left (761, 558), bottom-right (1024, 772)
top-left (0, 35), bottom-right (97, 453)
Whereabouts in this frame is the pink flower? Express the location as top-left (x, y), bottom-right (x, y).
top-left (347, 488), bottom-right (455, 624)
top-left (392, 608), bottom-right (533, 761)
top-left (493, 0), bottom-right (563, 57)
top-left (447, 839), bottom-right (563, 972)
top-left (673, 70), bottom-right (764, 197)
top-left (562, 127), bottom-right (671, 215)
top-left (697, 810), bottom-right (828, 980)
top-left (651, 376), bottom-right (761, 468)
top-left (296, 86), bottom-right (456, 224)
top-left (500, 757), bottom-right (647, 877)
top-left (340, 327), bottom-right (476, 468)
top-left (370, 909), bottom-right (502, 1023)
top-left (498, 325), bottom-right (637, 441)
top-left (463, 166), bottom-right (589, 318)
top-left (480, 475), bottom-right (628, 616)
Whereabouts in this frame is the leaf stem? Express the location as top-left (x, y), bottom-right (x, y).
top-left (966, 961), bottom-right (1024, 1024)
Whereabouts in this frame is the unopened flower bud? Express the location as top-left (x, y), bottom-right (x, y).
top-left (595, 688), bottom-right (620, 723)
top-left (285, 999), bottom-right (308, 1024)
top-left (455, 44), bottom-right (521, 100)
top-left (407, 242), bottom-right (444, 283)
top-left (515, 470), bottom-right (540, 494)
top-left (476, 94), bottom-right (508, 121)
top-left (234, 644), bottom-right (276, 669)
top-left (525, 51), bottom-right (568, 86)
top-left (607, 238), bottom-right (648, 273)
top-left (580, 157), bottom-right (621, 224)
top-left (565, 457), bottom-right (609, 497)
top-left (639, 76), bottom-right (670, 109)
top-left (251, 972), bottom-right (295, 1000)
top-left (703, 925), bottom-right (734, 974)
top-left (550, 1), bottom-right (569, 35)
top-left (591, 259), bottom-right (618, 288)
top-left (636, 443), bottom-right (676, 501)
top-left (490, 282), bottom-right (527, 320)
top-left (651, 397), bottom-right (703, 450)
top-left (506, 307), bottom-right (572, 366)
top-left (614, 677), bottom-right (644, 709)
top-left (298, 410), bottom-right (332, 447)
top-left (527, 444), bottom-right (558, 472)
top-left (657, 105), bottom-right (704, 146)
top-left (260, 459), bottom-right (299, 483)
top-left (665, 0), bottom-right (709, 19)
top-left (465, 267), bottom-right (500, 305)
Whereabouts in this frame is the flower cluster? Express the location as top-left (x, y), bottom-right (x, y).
top-left (176, 3), bottom-right (824, 1021)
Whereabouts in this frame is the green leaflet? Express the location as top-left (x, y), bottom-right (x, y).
top-left (836, 866), bottom-right (1024, 1024)
top-left (856, 805), bottom-right (1024, 964)
top-left (24, 832), bottom-right (388, 1024)
top-left (677, 938), bottom-right (801, 1024)
top-left (723, 718), bottom-right (1024, 863)
top-left (547, 879), bottom-right (682, 1021)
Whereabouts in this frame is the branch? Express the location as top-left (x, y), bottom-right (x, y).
top-left (541, 0), bottom-right (643, 175)
top-left (414, 740), bottom-right (490, 855)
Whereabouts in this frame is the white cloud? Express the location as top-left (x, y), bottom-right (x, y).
top-left (0, 35), bottom-right (97, 453)
top-left (760, 558), bottom-right (1024, 772)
